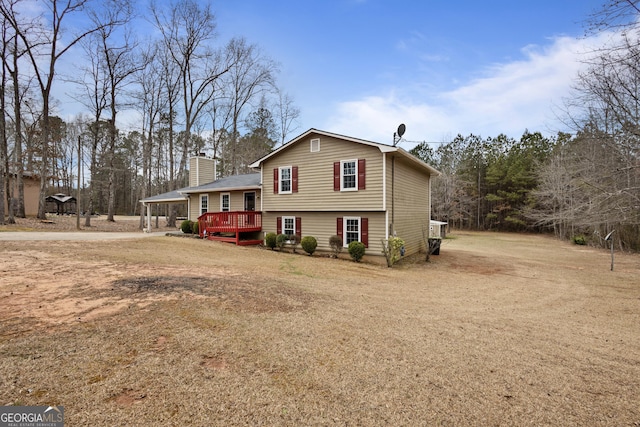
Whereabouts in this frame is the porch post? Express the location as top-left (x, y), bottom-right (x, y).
top-left (146, 203), bottom-right (152, 233)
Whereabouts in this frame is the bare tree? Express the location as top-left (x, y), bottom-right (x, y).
top-left (156, 40), bottom-right (183, 227)
top-left (1, 0), bottom-right (36, 222)
top-left (0, 0), bottom-right (128, 219)
top-left (0, 15), bottom-right (7, 224)
top-left (96, 22), bottom-right (142, 222)
top-left (74, 32), bottom-right (109, 225)
top-left (588, 0), bottom-right (640, 37)
top-left (206, 82), bottom-right (233, 165)
top-left (553, 6), bottom-right (640, 248)
top-left (134, 45), bottom-right (166, 229)
top-left (274, 89), bottom-right (300, 146)
top-left (151, 0), bottom-right (232, 186)
top-left (222, 37), bottom-right (278, 175)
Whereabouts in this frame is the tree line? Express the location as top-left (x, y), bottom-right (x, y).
top-left (0, 0), bottom-right (299, 227)
top-left (409, 1), bottom-right (640, 251)
top-left (1, 0), bottom-right (638, 251)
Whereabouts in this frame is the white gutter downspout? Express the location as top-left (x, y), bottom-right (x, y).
top-left (382, 152), bottom-right (388, 238)
top-left (259, 166), bottom-right (264, 211)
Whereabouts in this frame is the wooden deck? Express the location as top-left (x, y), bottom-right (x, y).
top-left (197, 211), bottom-right (263, 246)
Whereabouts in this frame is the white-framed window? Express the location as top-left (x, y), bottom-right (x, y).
top-left (310, 138), bottom-right (320, 152)
top-left (344, 216), bottom-right (360, 246)
top-left (341, 160), bottom-right (357, 191)
top-left (279, 166), bottom-right (292, 194)
top-left (220, 193), bottom-right (230, 212)
top-left (200, 194), bottom-right (208, 215)
top-left (283, 216), bottom-right (295, 237)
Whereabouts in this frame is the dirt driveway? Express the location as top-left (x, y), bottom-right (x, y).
top-left (0, 230), bottom-right (638, 426)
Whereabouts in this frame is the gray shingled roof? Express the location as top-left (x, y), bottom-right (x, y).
top-left (182, 173), bottom-right (260, 194)
top-left (140, 173), bottom-right (261, 204)
top-left (140, 187), bottom-right (189, 203)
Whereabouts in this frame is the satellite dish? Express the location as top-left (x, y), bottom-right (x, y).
top-left (397, 124), bottom-right (406, 138)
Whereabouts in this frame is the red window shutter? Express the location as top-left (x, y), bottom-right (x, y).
top-left (358, 159), bottom-right (366, 190)
top-left (276, 217), bottom-right (282, 235)
top-left (333, 162), bottom-right (340, 191)
top-left (273, 168), bottom-right (279, 194)
top-left (292, 166), bottom-right (298, 193)
top-left (361, 217), bottom-right (369, 248)
top-left (337, 217), bottom-right (343, 241)
top-left (296, 217), bottom-right (302, 238)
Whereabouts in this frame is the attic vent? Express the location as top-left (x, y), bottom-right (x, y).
top-left (310, 138), bottom-right (320, 152)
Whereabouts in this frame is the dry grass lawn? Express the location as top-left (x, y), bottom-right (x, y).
top-left (0, 228), bottom-right (639, 426)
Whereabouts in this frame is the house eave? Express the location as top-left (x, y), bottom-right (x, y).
top-left (141, 196), bottom-right (188, 204)
top-left (180, 185), bottom-right (261, 195)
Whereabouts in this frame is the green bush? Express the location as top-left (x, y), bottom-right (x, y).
top-left (265, 232), bottom-right (277, 250)
top-left (572, 235), bottom-right (587, 245)
top-left (348, 241), bottom-right (366, 262)
top-left (192, 221), bottom-right (199, 235)
top-left (180, 219), bottom-right (193, 234)
top-left (329, 235), bottom-right (343, 258)
top-left (276, 234), bottom-right (288, 251)
top-left (301, 236), bottom-right (317, 256)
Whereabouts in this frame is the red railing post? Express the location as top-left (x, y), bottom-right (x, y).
top-left (198, 211), bottom-right (262, 241)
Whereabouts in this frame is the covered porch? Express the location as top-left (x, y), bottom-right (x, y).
top-left (198, 211), bottom-right (263, 246)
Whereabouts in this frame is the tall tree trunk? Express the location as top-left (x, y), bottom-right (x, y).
top-left (11, 36), bottom-right (23, 219)
top-left (139, 124), bottom-right (153, 230)
top-left (0, 41), bottom-right (5, 225)
top-left (106, 117), bottom-right (116, 221)
top-left (167, 100), bottom-right (177, 228)
top-left (37, 95), bottom-right (50, 220)
top-left (85, 126), bottom-right (99, 227)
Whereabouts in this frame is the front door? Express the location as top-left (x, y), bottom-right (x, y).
top-left (244, 192), bottom-right (256, 211)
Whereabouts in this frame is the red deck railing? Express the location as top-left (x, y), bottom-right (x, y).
top-left (197, 211), bottom-right (262, 245)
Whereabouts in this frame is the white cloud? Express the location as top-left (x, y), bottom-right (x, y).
top-left (325, 34), bottom-right (608, 146)
top-left (324, 94), bottom-right (456, 145)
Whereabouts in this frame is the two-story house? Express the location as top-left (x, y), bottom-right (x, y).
top-left (142, 128), bottom-right (440, 257)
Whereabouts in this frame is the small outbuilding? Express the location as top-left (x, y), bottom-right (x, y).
top-left (429, 220), bottom-right (448, 239)
top-left (46, 193), bottom-right (77, 215)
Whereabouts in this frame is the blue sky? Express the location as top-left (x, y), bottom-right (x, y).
top-left (51, 0), bottom-right (610, 148)
top-left (211, 0), bottom-right (606, 146)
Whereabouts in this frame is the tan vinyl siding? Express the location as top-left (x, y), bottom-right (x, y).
top-left (262, 134), bottom-right (385, 212)
top-left (188, 195), bottom-right (199, 221)
top-left (262, 211), bottom-right (386, 256)
top-left (189, 157), bottom-right (216, 187)
top-left (385, 155), bottom-right (432, 255)
top-left (188, 190), bottom-right (260, 221)
top-left (219, 192), bottom-right (243, 211)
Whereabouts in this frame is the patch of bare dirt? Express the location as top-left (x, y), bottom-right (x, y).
top-left (0, 251), bottom-right (313, 338)
top-left (110, 388), bottom-right (147, 407)
top-left (0, 232), bottom-right (638, 426)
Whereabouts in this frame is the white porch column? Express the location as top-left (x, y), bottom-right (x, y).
top-left (146, 203), bottom-right (152, 233)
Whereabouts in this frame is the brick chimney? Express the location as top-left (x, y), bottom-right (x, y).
top-left (189, 154), bottom-right (216, 187)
